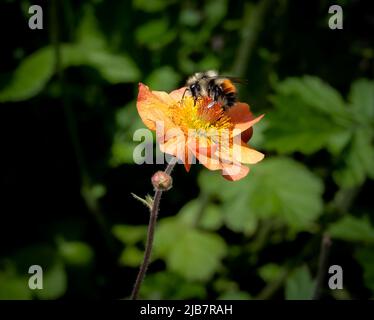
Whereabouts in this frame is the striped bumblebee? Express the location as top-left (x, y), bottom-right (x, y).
top-left (185, 70), bottom-right (246, 110)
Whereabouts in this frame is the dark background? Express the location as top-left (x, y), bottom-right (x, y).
top-left (0, 0), bottom-right (373, 299)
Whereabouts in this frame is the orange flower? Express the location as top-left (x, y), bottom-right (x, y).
top-left (136, 83), bottom-right (264, 181)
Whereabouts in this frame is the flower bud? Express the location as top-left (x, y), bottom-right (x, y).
top-left (151, 171), bottom-right (173, 191)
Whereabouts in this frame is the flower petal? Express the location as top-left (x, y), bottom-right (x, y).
top-left (221, 162), bottom-right (250, 181)
top-left (233, 141), bottom-right (265, 164)
top-left (137, 83), bottom-right (175, 131)
top-left (159, 133), bottom-right (185, 158)
top-left (226, 102), bottom-right (264, 137)
top-left (241, 127), bottom-right (253, 143)
top-left (188, 138), bottom-right (221, 171)
top-left (169, 87), bottom-right (187, 102)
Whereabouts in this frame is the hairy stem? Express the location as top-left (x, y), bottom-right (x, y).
top-left (131, 158), bottom-right (177, 300)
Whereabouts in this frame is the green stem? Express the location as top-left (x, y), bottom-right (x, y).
top-left (231, 0), bottom-right (273, 78)
top-left (49, 0), bottom-right (115, 254)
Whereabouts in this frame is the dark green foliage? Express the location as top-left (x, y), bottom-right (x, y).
top-left (0, 0), bottom-right (373, 300)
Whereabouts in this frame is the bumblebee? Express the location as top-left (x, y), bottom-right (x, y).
top-left (185, 70), bottom-right (244, 110)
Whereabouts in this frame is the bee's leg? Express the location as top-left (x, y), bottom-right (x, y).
top-left (193, 96), bottom-right (198, 106)
top-left (181, 88), bottom-right (189, 102)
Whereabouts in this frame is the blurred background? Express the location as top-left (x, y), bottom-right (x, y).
top-left (0, 0), bottom-right (373, 300)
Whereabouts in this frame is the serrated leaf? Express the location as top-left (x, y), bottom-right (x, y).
top-left (200, 157), bottom-right (323, 232)
top-left (167, 230), bottom-right (226, 281)
top-left (285, 265), bottom-right (315, 300)
top-left (264, 76), bottom-right (352, 155)
top-left (277, 76), bottom-right (346, 116)
top-left (349, 79), bottom-right (374, 120)
top-left (222, 192), bottom-right (258, 235)
top-left (328, 215), bottom-right (374, 244)
top-left (154, 217), bottom-right (227, 281)
top-left (333, 129), bottom-right (374, 188)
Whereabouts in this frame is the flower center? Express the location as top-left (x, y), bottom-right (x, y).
top-left (169, 96), bottom-right (232, 135)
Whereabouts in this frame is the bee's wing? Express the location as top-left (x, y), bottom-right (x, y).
top-left (209, 75), bottom-right (248, 85)
top-left (223, 76), bottom-right (248, 84)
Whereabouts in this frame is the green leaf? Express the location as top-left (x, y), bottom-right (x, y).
top-left (110, 138), bottom-right (140, 166)
top-left (349, 79), bottom-right (374, 120)
top-left (178, 199), bottom-right (223, 231)
top-left (140, 272), bottom-right (206, 300)
top-left (112, 225), bottom-right (147, 245)
top-left (0, 44), bottom-right (140, 102)
top-left (133, 0), bottom-right (176, 12)
top-left (355, 247), bottom-right (374, 292)
top-left (135, 19), bottom-right (176, 50)
top-left (264, 76), bottom-right (352, 155)
top-left (198, 170), bottom-right (241, 201)
top-left (36, 259), bottom-right (67, 300)
top-left (168, 230), bottom-right (226, 281)
top-left (0, 47), bottom-right (54, 102)
top-left (0, 264), bottom-right (31, 300)
top-left (276, 76), bottom-right (346, 116)
top-left (119, 246), bottom-right (144, 267)
top-left (259, 263), bottom-right (283, 283)
top-left (145, 66), bottom-right (181, 92)
top-left (285, 265), bottom-right (315, 300)
top-left (179, 8), bottom-right (202, 26)
top-left (85, 50), bottom-right (140, 84)
top-left (328, 215), bottom-right (374, 244)
top-left (204, 0), bottom-right (228, 26)
top-left (154, 217), bottom-right (227, 281)
top-left (199, 157), bottom-right (324, 232)
top-left (333, 129), bottom-right (374, 188)
top-left (58, 241), bottom-right (94, 266)
top-left (218, 290), bottom-right (251, 300)
top-left (0, 3), bottom-right (140, 102)
top-left (222, 192), bottom-right (258, 235)
top-left (11, 245), bottom-right (67, 300)
top-left (252, 158), bottom-right (324, 230)
top-left (76, 5), bottom-right (106, 49)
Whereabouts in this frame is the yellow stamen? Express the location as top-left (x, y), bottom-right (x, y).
top-left (169, 96), bottom-right (232, 135)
